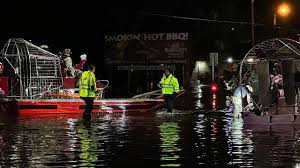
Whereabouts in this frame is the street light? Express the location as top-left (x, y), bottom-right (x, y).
top-left (251, 1), bottom-right (292, 45)
top-left (227, 57), bottom-right (233, 63)
top-left (274, 2), bottom-right (291, 26)
top-left (277, 3), bottom-right (291, 17)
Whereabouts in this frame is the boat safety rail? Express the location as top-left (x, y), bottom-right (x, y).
top-left (132, 89), bottom-right (185, 99)
top-left (96, 80), bottom-right (109, 90)
top-left (132, 90), bottom-right (162, 99)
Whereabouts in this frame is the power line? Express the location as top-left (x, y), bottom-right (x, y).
top-left (139, 11), bottom-right (300, 33)
top-left (138, 11), bottom-right (265, 26)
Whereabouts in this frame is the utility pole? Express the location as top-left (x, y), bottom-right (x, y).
top-left (251, 0), bottom-right (255, 46)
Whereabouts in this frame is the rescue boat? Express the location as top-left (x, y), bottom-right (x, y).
top-left (233, 38), bottom-right (300, 125)
top-left (0, 38), bottom-right (184, 115)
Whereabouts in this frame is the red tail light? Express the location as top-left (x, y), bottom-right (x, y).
top-left (211, 84), bottom-right (218, 92)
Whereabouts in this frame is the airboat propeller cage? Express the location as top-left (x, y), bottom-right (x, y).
top-left (239, 38), bottom-right (300, 110)
top-left (0, 38), bottom-right (63, 99)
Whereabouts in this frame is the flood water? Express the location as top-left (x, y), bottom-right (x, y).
top-left (1, 87), bottom-right (300, 167)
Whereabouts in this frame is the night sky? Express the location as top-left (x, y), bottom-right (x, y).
top-left (1, 0), bottom-right (300, 76)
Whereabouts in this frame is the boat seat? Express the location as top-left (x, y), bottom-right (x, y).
top-left (63, 78), bottom-right (76, 89)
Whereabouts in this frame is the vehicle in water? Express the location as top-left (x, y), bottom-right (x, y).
top-left (233, 38), bottom-right (300, 124)
top-left (0, 38), bottom-right (184, 115)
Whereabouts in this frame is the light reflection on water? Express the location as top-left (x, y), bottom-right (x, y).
top-left (159, 122), bottom-right (181, 167)
top-left (1, 98), bottom-right (300, 167)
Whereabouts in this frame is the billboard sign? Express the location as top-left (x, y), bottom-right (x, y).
top-left (104, 33), bottom-right (190, 64)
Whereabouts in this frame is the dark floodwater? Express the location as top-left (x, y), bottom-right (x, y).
top-left (1, 87), bottom-right (300, 167)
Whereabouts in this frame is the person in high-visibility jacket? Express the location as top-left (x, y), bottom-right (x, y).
top-left (80, 64), bottom-right (96, 120)
top-left (159, 68), bottom-right (180, 112)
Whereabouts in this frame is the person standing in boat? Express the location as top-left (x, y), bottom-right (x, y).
top-left (158, 67), bottom-right (180, 112)
top-left (62, 49), bottom-right (76, 77)
top-left (79, 64), bottom-right (97, 120)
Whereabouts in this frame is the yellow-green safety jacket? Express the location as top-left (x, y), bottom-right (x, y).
top-left (79, 70), bottom-right (97, 98)
top-left (159, 74), bottom-right (179, 95)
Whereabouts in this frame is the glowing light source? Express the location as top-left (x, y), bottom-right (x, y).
top-left (211, 84), bottom-right (218, 92)
top-left (246, 58), bottom-right (254, 63)
top-left (245, 57), bottom-right (260, 64)
top-left (196, 61), bottom-right (209, 72)
top-left (190, 61), bottom-right (210, 83)
top-left (227, 57), bottom-right (233, 63)
top-left (277, 3), bottom-right (291, 17)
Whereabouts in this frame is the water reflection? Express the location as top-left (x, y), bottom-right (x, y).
top-left (212, 93), bottom-right (217, 112)
top-left (159, 122), bottom-right (181, 167)
top-left (2, 117), bottom-right (78, 167)
top-left (249, 125), bottom-right (300, 168)
top-left (77, 122), bottom-right (98, 167)
top-left (195, 98), bottom-right (204, 110)
top-left (2, 103), bottom-right (300, 167)
top-left (230, 117), bottom-right (254, 167)
top-left (194, 114), bottom-right (232, 167)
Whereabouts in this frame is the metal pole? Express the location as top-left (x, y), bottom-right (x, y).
top-left (182, 65), bottom-right (185, 88)
top-left (212, 57), bottom-right (215, 82)
top-left (273, 13), bottom-right (277, 27)
top-left (251, 0), bottom-right (255, 46)
top-left (147, 70), bottom-right (149, 92)
top-left (128, 70), bottom-right (130, 95)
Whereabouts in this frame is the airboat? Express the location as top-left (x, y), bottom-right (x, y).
top-left (234, 38), bottom-right (300, 124)
top-left (0, 38), bottom-right (183, 115)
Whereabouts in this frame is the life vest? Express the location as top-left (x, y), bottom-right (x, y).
top-left (159, 74), bottom-right (179, 95)
top-left (79, 70), bottom-right (96, 97)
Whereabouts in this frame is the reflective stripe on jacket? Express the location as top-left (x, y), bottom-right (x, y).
top-left (159, 74), bottom-right (179, 95)
top-left (79, 70), bottom-right (96, 98)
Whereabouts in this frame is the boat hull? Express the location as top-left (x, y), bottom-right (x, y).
top-left (242, 111), bottom-right (300, 125)
top-left (17, 98), bottom-right (164, 114)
